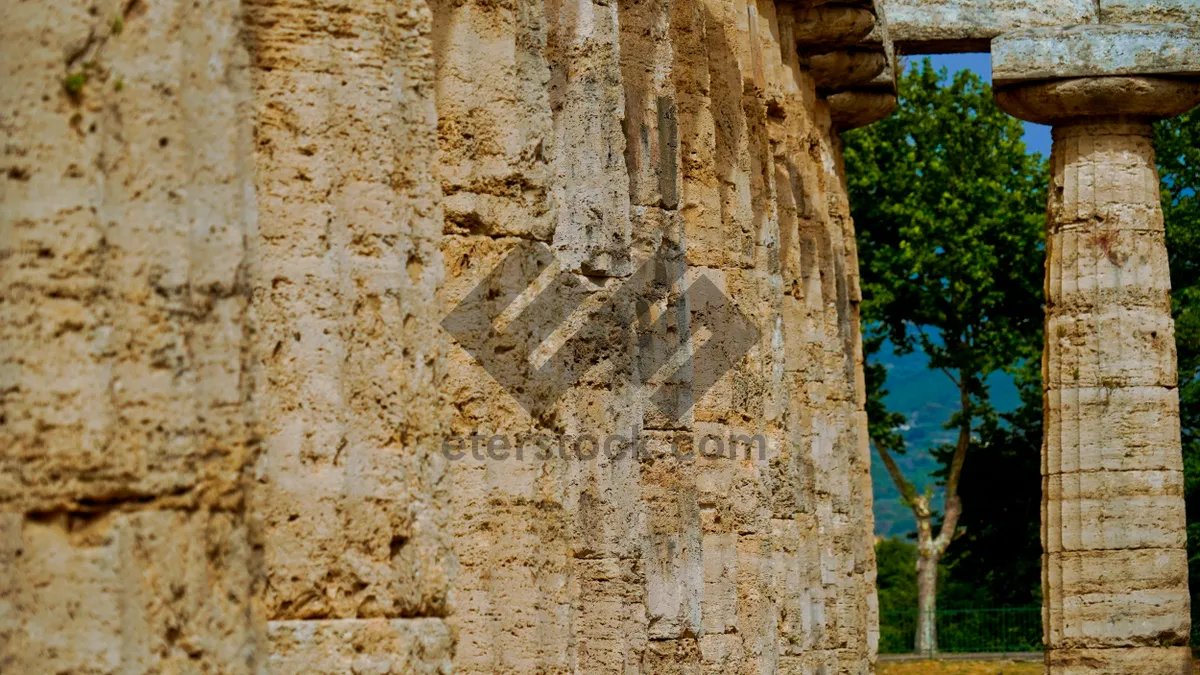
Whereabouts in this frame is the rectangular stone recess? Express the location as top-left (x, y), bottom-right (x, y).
top-left (880, 0), bottom-right (1095, 53)
top-left (992, 24), bottom-right (1200, 85)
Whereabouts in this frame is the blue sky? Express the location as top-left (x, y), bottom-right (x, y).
top-left (908, 52), bottom-right (1053, 157)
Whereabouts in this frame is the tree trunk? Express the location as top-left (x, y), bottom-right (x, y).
top-left (874, 373), bottom-right (968, 657)
top-left (915, 535), bottom-right (939, 655)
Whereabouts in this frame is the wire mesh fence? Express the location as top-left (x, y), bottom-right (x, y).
top-left (879, 607), bottom-right (1043, 657)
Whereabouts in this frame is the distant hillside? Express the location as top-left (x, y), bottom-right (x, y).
top-left (870, 346), bottom-right (1019, 538)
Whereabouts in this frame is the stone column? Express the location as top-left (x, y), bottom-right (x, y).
top-left (1, 1), bottom-right (261, 671)
top-left (997, 76), bottom-right (1200, 675)
top-left (790, 3), bottom-right (894, 670)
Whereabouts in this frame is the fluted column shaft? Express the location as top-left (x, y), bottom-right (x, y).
top-left (997, 74), bottom-right (1200, 674)
top-left (1041, 117), bottom-right (1190, 674)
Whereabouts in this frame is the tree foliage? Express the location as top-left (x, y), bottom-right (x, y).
top-left (940, 360), bottom-right (1043, 608)
top-left (844, 60), bottom-right (1047, 640)
top-left (845, 61), bottom-right (1047, 406)
top-left (1154, 107), bottom-right (1200, 642)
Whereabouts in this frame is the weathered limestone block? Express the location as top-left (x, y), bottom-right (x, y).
top-left (1, 0), bottom-right (261, 671)
top-left (1044, 387), bottom-right (1184, 474)
top-left (438, 234), bottom-right (573, 673)
top-left (245, 1), bottom-right (453, 670)
top-left (1, 0), bottom-right (256, 512)
top-left (267, 618), bottom-right (453, 675)
top-left (619, 0), bottom-right (681, 211)
top-left (641, 434), bottom-right (704, 641)
top-left (996, 75), bottom-right (1200, 673)
top-left (882, 0), bottom-right (1096, 53)
top-left (1045, 469), bottom-right (1186, 552)
top-left (1046, 549), bottom-right (1189, 649)
top-left (644, 637), bottom-right (704, 674)
top-left (570, 557), bottom-right (648, 672)
top-left (1100, 0), bottom-right (1200, 25)
top-left (1046, 647), bottom-right (1192, 675)
top-left (0, 510), bottom-right (258, 674)
top-left (548, 0), bottom-right (634, 277)
top-left (430, 0), bottom-right (556, 240)
top-left (791, 5), bottom-right (877, 48)
top-left (804, 51), bottom-right (888, 94)
top-left (995, 76), bottom-right (1200, 126)
top-left (993, 24), bottom-right (1200, 86)
top-left (827, 91), bottom-right (897, 131)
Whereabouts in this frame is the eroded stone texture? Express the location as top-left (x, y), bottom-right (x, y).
top-left (1, 0), bottom-right (260, 671)
top-left (992, 72), bottom-right (1200, 673)
top-left (992, 24), bottom-right (1200, 86)
top-left (880, 0), bottom-right (1097, 53)
top-left (267, 618), bottom-right (453, 675)
top-left (4, 0), bottom-right (883, 671)
top-left (437, 0), bottom-right (879, 671)
top-left (1039, 120), bottom-right (1191, 671)
top-left (974, 107), bottom-right (1188, 674)
top-left (0, 510), bottom-right (259, 673)
top-left (245, 0), bottom-right (453, 668)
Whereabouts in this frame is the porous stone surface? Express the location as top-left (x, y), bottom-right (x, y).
top-left (3, 0), bottom-right (888, 671)
top-left (435, 0), bottom-right (880, 671)
top-left (1039, 118), bottom-right (1192, 673)
top-left (244, 0), bottom-right (455, 668)
top-left (1, 0), bottom-right (260, 671)
top-left (880, 0), bottom-right (1096, 53)
top-left (827, 92), bottom-right (897, 131)
top-left (267, 618), bottom-right (453, 674)
top-left (992, 24), bottom-right (1200, 86)
top-left (1100, 0), bottom-right (1200, 26)
top-left (995, 76), bottom-right (1200, 127)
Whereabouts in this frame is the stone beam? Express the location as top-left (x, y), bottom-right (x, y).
top-left (993, 24), bottom-right (1200, 88)
top-left (881, 0), bottom-right (1200, 55)
top-left (1100, 0), bottom-right (1200, 25)
top-left (881, 0), bottom-right (1096, 54)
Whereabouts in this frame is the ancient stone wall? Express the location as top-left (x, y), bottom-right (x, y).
top-left (434, 0), bottom-right (878, 671)
top-left (2, 0), bottom-right (879, 672)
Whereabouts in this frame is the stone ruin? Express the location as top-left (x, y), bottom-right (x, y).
top-left (1, 0), bottom-right (1197, 673)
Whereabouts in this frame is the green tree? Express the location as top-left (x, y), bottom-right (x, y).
top-left (844, 59), bottom-right (1047, 652)
top-left (1154, 108), bottom-right (1200, 644)
top-left (940, 359), bottom-right (1042, 609)
top-left (875, 538), bottom-right (919, 653)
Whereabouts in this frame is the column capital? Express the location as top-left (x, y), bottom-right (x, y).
top-left (788, 0), bottom-right (897, 129)
top-left (991, 23), bottom-right (1200, 124)
top-left (828, 91), bottom-right (897, 131)
top-left (995, 75), bottom-right (1200, 125)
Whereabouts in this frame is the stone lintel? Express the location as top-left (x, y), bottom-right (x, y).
top-left (1100, 0), bottom-right (1200, 26)
top-left (992, 24), bottom-right (1200, 86)
top-left (880, 0), bottom-right (1096, 54)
